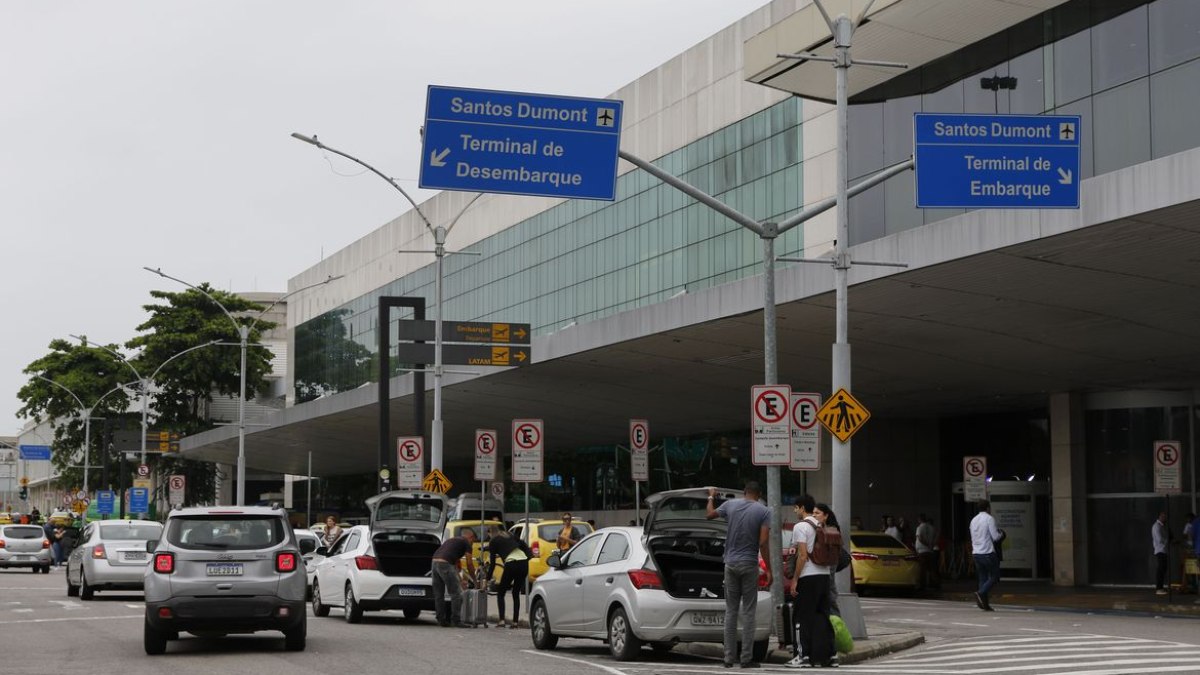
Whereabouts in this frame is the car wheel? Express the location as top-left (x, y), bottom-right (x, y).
top-left (752, 639), bottom-right (770, 663)
top-left (283, 615), bottom-right (307, 652)
top-left (343, 584), bottom-right (363, 624)
top-left (80, 572), bottom-right (94, 601)
top-left (144, 620), bottom-right (168, 655)
top-left (650, 642), bottom-right (675, 654)
top-left (41, 565), bottom-right (51, 574)
top-left (66, 565), bottom-right (79, 597)
top-left (530, 599), bottom-right (558, 650)
top-left (403, 608), bottom-right (421, 620)
top-left (311, 581), bottom-right (330, 617)
top-left (607, 606), bottom-right (641, 661)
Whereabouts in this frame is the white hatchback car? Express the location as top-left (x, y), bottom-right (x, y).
top-left (66, 519), bottom-right (163, 599)
top-left (529, 488), bottom-right (772, 662)
top-left (310, 491), bottom-right (447, 623)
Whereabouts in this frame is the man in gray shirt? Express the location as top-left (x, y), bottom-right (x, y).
top-left (707, 482), bottom-right (772, 668)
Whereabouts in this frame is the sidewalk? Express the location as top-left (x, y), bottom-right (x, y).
top-left (933, 578), bottom-right (1200, 617)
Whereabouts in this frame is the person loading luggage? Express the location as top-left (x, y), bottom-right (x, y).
top-left (487, 526), bottom-right (534, 628)
top-left (431, 527), bottom-right (478, 628)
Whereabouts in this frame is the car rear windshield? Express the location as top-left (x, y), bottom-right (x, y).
top-left (375, 499), bottom-right (443, 523)
top-left (100, 523), bottom-right (162, 541)
top-left (852, 534), bottom-right (908, 549)
top-left (166, 516), bottom-right (286, 550)
top-left (2, 526), bottom-right (44, 539)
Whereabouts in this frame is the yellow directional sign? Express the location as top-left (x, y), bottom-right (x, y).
top-left (422, 469), bottom-right (453, 495)
top-left (816, 388), bottom-right (871, 442)
top-left (19, 476), bottom-right (29, 486)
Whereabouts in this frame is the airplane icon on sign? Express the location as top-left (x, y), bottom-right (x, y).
top-left (597, 108), bottom-right (615, 128)
top-left (1059, 122), bottom-right (1075, 141)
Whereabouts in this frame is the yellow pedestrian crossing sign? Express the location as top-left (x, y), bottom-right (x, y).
top-left (422, 469), bottom-right (453, 495)
top-left (816, 388), bottom-right (871, 442)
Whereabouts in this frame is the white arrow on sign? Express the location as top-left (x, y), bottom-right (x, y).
top-left (1057, 167), bottom-right (1073, 185)
top-left (430, 148), bottom-right (450, 167)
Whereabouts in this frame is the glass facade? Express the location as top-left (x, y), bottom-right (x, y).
top-left (296, 98), bottom-right (804, 402)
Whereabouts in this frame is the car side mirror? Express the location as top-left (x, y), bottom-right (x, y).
top-left (298, 538), bottom-right (317, 555)
top-left (145, 540), bottom-right (158, 553)
top-left (315, 546), bottom-right (328, 557)
top-left (546, 551), bottom-right (562, 569)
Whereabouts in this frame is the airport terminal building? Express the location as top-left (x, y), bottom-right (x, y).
top-left (186, 0), bottom-right (1200, 587)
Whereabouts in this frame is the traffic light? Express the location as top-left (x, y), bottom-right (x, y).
top-left (18, 487), bottom-right (27, 500)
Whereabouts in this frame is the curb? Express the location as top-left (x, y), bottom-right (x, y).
top-left (682, 630), bottom-right (924, 665)
top-left (943, 591), bottom-right (1200, 618)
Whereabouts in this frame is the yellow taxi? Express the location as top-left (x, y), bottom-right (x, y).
top-left (849, 530), bottom-right (920, 591)
top-left (0, 513), bottom-right (13, 525)
top-left (509, 518), bottom-right (594, 580)
top-left (444, 519), bottom-right (505, 571)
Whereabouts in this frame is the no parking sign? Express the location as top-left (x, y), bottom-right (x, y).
top-left (396, 436), bottom-right (424, 489)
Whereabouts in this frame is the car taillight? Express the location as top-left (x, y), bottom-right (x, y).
top-left (627, 569), bottom-right (663, 590)
top-left (354, 555), bottom-right (377, 571)
top-left (903, 553), bottom-right (918, 562)
top-left (43, 539), bottom-right (51, 549)
top-left (0, 539), bottom-right (6, 548)
top-left (153, 553), bottom-right (174, 574)
top-left (93, 544), bottom-right (107, 559)
top-left (850, 552), bottom-right (878, 561)
top-left (531, 541), bottom-right (540, 557)
top-left (276, 552), bottom-right (298, 572)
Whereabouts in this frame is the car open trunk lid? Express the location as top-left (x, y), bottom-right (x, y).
top-left (642, 487), bottom-right (745, 600)
top-left (366, 491), bottom-right (448, 577)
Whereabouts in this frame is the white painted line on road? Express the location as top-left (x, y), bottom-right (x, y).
top-left (523, 649), bottom-right (629, 675)
top-left (48, 600), bottom-right (84, 610)
top-left (893, 647), bottom-right (1199, 665)
top-left (0, 614), bottom-right (140, 626)
top-left (1018, 628), bottom-right (1057, 633)
top-left (959, 658), bottom-right (1200, 674)
top-left (125, 604), bottom-right (142, 609)
top-left (949, 622), bottom-right (990, 627)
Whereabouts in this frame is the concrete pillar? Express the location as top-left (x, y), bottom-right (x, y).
top-left (216, 463), bottom-right (234, 506)
top-left (1050, 392), bottom-right (1088, 586)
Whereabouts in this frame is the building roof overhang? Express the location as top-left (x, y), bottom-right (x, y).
top-left (744, 0), bottom-right (1070, 103)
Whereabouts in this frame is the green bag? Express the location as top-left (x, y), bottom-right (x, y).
top-left (830, 614), bottom-right (854, 654)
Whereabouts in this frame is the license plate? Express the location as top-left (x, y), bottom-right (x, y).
top-left (206, 563), bottom-right (244, 576)
top-left (690, 612), bottom-right (724, 626)
top-left (122, 551), bottom-right (147, 562)
top-left (882, 559), bottom-right (900, 567)
top-left (14, 555), bottom-right (31, 561)
top-left (397, 587), bottom-right (425, 597)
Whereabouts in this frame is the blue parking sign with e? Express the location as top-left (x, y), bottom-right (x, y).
top-left (96, 490), bottom-right (115, 515)
top-left (419, 85), bottom-right (623, 201)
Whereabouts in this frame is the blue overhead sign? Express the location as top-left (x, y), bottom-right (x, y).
top-left (96, 490), bottom-right (115, 515)
top-left (18, 444), bottom-right (51, 460)
top-left (914, 113), bottom-right (1081, 209)
top-left (419, 85), bottom-right (623, 201)
top-left (129, 487), bottom-right (149, 514)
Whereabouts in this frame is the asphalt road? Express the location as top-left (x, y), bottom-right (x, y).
top-left (5, 568), bottom-right (1200, 675)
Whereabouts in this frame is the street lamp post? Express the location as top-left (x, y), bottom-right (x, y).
top-left (291, 132), bottom-right (482, 473)
top-left (141, 269), bottom-right (342, 505)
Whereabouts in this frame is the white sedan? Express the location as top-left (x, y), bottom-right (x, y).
top-left (309, 525), bottom-right (438, 623)
top-left (529, 488), bottom-right (772, 662)
top-left (65, 519), bottom-right (162, 599)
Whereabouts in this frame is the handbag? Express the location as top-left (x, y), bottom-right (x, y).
top-left (836, 546), bottom-right (851, 573)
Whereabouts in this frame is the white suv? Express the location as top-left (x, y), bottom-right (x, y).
top-left (142, 506), bottom-right (307, 654)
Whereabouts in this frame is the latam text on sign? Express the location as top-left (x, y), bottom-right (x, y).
top-left (914, 113), bottom-right (1081, 209)
top-left (395, 343), bottom-right (530, 367)
top-left (420, 86), bottom-right (623, 200)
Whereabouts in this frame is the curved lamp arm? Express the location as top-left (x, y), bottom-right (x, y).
top-left (68, 335), bottom-right (144, 386)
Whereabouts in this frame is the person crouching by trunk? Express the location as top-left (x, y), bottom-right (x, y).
top-left (487, 526), bottom-right (533, 628)
top-left (706, 483), bottom-right (771, 669)
top-left (432, 528), bottom-right (477, 628)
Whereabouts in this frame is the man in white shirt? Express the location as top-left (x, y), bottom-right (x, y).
top-left (1152, 512), bottom-right (1169, 595)
top-left (915, 513), bottom-right (939, 590)
top-left (785, 495), bottom-right (835, 669)
top-left (969, 500), bottom-right (1002, 611)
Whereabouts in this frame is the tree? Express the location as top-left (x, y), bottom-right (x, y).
top-left (18, 338), bottom-right (138, 491)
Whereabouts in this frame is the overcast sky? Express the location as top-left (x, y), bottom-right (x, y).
top-left (0, 1), bottom-right (772, 437)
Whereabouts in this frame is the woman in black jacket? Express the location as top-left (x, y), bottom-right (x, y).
top-left (487, 527), bottom-right (535, 628)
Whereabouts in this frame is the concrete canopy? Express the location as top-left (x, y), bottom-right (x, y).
top-left (181, 146), bottom-right (1200, 477)
top-left (744, 0), bottom-right (1070, 103)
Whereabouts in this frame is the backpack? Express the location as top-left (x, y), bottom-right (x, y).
top-left (804, 517), bottom-right (843, 568)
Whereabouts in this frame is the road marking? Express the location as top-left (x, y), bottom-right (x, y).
top-left (0, 614), bottom-right (140, 626)
top-left (1018, 628), bottom-right (1056, 633)
top-left (48, 600), bottom-right (84, 610)
top-left (949, 622), bottom-right (990, 627)
top-left (126, 604), bottom-right (142, 609)
top-left (523, 649), bottom-right (629, 675)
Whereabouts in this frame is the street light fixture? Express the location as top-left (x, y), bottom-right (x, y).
top-left (141, 269), bottom-right (342, 505)
top-left (291, 131), bottom-right (482, 473)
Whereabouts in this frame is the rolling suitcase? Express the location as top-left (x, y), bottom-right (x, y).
top-left (462, 587), bottom-right (488, 627)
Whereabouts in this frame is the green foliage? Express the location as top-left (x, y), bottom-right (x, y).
top-left (17, 284), bottom-right (278, 504)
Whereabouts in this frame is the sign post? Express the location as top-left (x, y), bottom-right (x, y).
top-left (963, 456), bottom-right (988, 503)
top-left (1154, 441), bottom-right (1182, 495)
top-left (751, 385), bottom-right (791, 465)
top-left (915, 113), bottom-right (1081, 209)
top-left (790, 393), bottom-right (822, 472)
top-left (396, 437), bottom-right (425, 490)
top-left (420, 86), bottom-right (623, 201)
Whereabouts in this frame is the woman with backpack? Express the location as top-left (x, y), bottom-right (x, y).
top-left (814, 503), bottom-right (847, 617)
top-left (786, 495), bottom-right (838, 669)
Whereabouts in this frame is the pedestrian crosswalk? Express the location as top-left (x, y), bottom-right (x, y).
top-left (848, 632), bottom-right (1200, 674)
